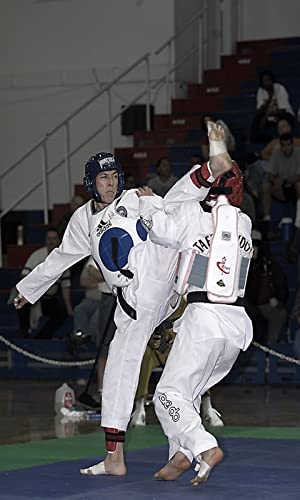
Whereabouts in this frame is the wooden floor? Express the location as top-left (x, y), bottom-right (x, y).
top-left (0, 380), bottom-right (300, 445)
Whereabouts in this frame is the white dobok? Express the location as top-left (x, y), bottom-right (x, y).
top-left (139, 186), bottom-right (253, 462)
top-left (16, 166), bottom-right (212, 431)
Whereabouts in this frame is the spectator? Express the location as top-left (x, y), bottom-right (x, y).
top-left (56, 195), bottom-right (85, 239)
top-left (244, 230), bottom-right (288, 344)
top-left (262, 133), bottom-right (300, 237)
top-left (71, 257), bottom-right (103, 341)
top-left (130, 324), bottom-right (174, 427)
top-left (200, 114), bottom-right (236, 161)
top-left (74, 260), bottom-right (116, 410)
top-left (241, 185), bottom-right (256, 224)
top-left (16, 228), bottom-right (72, 338)
top-left (261, 117), bottom-right (300, 160)
top-left (147, 157), bottom-right (177, 197)
top-left (251, 71), bottom-right (295, 144)
top-left (94, 273), bottom-right (116, 397)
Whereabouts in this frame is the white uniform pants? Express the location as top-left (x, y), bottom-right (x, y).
top-left (154, 334), bottom-right (240, 460)
top-left (101, 295), bottom-right (173, 430)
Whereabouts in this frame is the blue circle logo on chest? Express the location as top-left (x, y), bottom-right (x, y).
top-left (99, 220), bottom-right (147, 271)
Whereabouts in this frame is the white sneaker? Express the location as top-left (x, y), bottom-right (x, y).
top-left (130, 405), bottom-right (146, 427)
top-left (204, 407), bottom-right (224, 427)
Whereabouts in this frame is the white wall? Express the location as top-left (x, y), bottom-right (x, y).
top-left (0, 0), bottom-right (174, 210)
top-left (239, 0), bottom-right (300, 41)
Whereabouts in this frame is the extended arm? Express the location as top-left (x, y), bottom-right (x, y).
top-left (16, 207), bottom-right (91, 304)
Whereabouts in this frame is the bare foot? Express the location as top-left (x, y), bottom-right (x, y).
top-left (103, 452), bottom-right (127, 475)
top-left (80, 457), bottom-right (127, 476)
top-left (207, 121), bottom-right (225, 142)
top-left (80, 443), bottom-right (127, 476)
top-left (209, 151), bottom-right (233, 178)
top-left (191, 446), bottom-right (223, 486)
top-left (154, 451), bottom-right (191, 481)
top-left (207, 121), bottom-right (233, 178)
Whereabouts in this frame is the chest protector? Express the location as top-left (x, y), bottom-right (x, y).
top-left (89, 214), bottom-right (148, 290)
top-left (175, 196), bottom-right (251, 303)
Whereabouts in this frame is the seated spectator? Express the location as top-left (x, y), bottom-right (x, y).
top-left (56, 195), bottom-right (85, 239)
top-left (241, 185), bottom-right (256, 225)
top-left (72, 257), bottom-right (103, 342)
top-left (130, 301), bottom-right (223, 428)
top-left (73, 260), bottom-right (116, 409)
top-left (244, 230), bottom-right (288, 344)
top-left (261, 117), bottom-right (300, 160)
top-left (262, 133), bottom-right (300, 237)
top-left (200, 114), bottom-right (236, 161)
top-left (251, 71), bottom-right (295, 144)
top-left (15, 228), bottom-right (72, 338)
top-left (147, 157), bottom-right (177, 197)
top-left (94, 274), bottom-right (116, 396)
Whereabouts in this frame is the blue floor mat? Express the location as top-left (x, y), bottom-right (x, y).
top-left (1, 437), bottom-right (299, 500)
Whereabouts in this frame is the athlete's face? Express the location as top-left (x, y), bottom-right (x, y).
top-left (95, 169), bottom-right (119, 204)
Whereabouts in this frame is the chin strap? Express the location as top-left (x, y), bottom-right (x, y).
top-left (104, 427), bottom-right (126, 453)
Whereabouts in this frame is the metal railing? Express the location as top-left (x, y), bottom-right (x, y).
top-left (0, 2), bottom-right (209, 267)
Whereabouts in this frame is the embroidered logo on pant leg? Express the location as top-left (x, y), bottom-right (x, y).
top-left (158, 393), bottom-right (181, 422)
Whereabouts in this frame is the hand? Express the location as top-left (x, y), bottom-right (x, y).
top-left (149, 334), bottom-right (162, 350)
top-left (14, 293), bottom-right (28, 309)
top-left (165, 330), bottom-right (176, 345)
top-left (269, 297), bottom-right (278, 308)
top-left (136, 186), bottom-right (154, 198)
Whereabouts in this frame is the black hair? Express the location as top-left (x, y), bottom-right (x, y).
top-left (155, 156), bottom-right (169, 169)
top-left (47, 226), bottom-right (59, 234)
top-left (278, 114), bottom-right (294, 128)
top-left (259, 70), bottom-right (276, 87)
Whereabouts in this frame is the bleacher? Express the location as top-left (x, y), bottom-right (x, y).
top-left (1, 35), bottom-right (300, 382)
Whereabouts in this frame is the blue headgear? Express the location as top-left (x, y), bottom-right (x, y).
top-left (83, 152), bottom-right (125, 203)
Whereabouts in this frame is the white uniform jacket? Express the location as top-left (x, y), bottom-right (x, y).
top-left (139, 195), bottom-right (253, 350)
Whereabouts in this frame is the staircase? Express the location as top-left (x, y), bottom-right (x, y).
top-left (1, 35), bottom-right (300, 381)
top-left (115, 36), bottom-right (300, 182)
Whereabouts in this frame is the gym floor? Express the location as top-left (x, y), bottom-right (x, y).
top-left (0, 381), bottom-right (300, 499)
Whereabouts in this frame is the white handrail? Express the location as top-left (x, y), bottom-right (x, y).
top-left (0, 2), bottom-right (217, 267)
top-left (0, 52), bottom-right (151, 182)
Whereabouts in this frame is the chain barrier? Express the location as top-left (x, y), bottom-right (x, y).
top-left (252, 341), bottom-right (300, 366)
top-left (0, 334), bottom-right (299, 368)
top-left (0, 334), bottom-right (95, 367)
